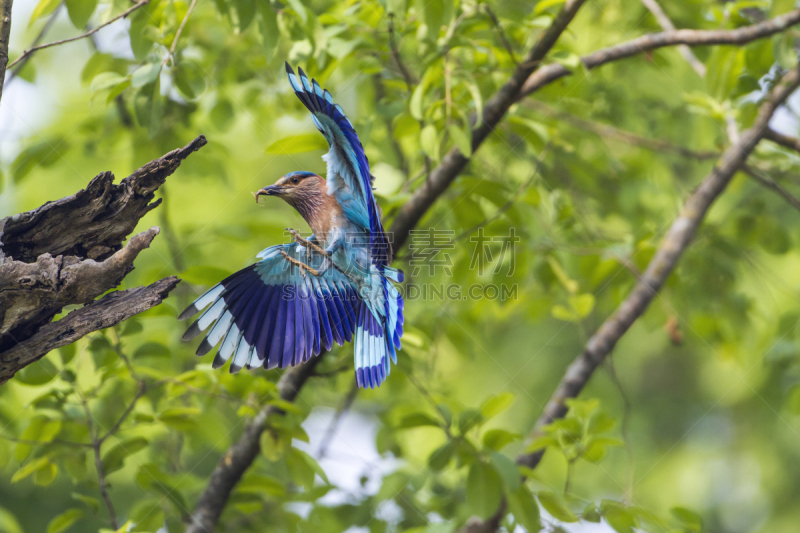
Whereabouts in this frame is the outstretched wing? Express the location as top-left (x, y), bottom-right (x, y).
top-left (285, 63), bottom-right (391, 265)
top-left (180, 243), bottom-right (361, 372)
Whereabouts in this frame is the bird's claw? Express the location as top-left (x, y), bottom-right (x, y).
top-left (280, 250), bottom-right (321, 277)
top-left (286, 228), bottom-right (329, 256)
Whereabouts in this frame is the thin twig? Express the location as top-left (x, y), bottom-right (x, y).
top-left (640, 0), bottom-right (706, 76)
top-left (7, 0), bottom-right (149, 69)
top-left (742, 164), bottom-right (800, 212)
top-left (99, 381), bottom-right (146, 444)
top-left (7, 1), bottom-right (63, 84)
top-left (406, 372), bottom-right (453, 438)
top-left (166, 0), bottom-right (198, 63)
top-left (483, 4), bottom-right (518, 65)
top-left (516, 64), bottom-right (800, 472)
top-left (0, 434), bottom-right (92, 448)
top-left (0, 0), bottom-right (14, 105)
top-left (764, 127), bottom-right (800, 152)
top-left (525, 100), bottom-right (720, 159)
top-left (81, 395), bottom-right (119, 530)
top-left (519, 9), bottom-right (800, 98)
top-left (388, 13), bottom-right (416, 91)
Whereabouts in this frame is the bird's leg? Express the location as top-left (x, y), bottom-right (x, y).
top-left (280, 250), bottom-right (322, 277)
top-left (287, 228), bottom-right (329, 256)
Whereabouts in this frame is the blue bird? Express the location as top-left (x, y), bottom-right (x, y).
top-left (179, 63), bottom-right (404, 389)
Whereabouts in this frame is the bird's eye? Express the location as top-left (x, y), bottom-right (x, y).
top-left (291, 177), bottom-right (299, 185)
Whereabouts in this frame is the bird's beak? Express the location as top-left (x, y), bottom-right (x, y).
top-left (254, 185), bottom-right (283, 202)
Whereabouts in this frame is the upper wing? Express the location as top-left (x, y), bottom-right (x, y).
top-left (180, 243), bottom-right (360, 372)
top-left (285, 63), bottom-right (391, 265)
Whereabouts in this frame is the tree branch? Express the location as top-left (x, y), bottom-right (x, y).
top-left (6, 1), bottom-right (62, 85)
top-left (640, 0), bottom-right (706, 76)
top-left (0, 277), bottom-right (179, 383)
top-left (0, 0), bottom-right (13, 105)
top-left (186, 355), bottom-right (324, 533)
top-left (764, 127), bottom-right (800, 152)
top-left (166, 0), bottom-right (197, 63)
top-left (6, 0), bottom-right (149, 70)
top-left (0, 135), bottom-right (205, 381)
top-left (389, 0), bottom-right (589, 251)
top-left (742, 164), bottom-right (800, 212)
top-left (519, 9), bottom-right (800, 98)
top-left (516, 64), bottom-right (800, 472)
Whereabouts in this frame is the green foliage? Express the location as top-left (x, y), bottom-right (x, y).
top-left (4, 0), bottom-right (800, 532)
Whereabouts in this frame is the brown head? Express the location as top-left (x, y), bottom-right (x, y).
top-left (255, 171), bottom-right (339, 241)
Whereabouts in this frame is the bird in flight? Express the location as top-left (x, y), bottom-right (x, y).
top-left (179, 63), bottom-right (404, 389)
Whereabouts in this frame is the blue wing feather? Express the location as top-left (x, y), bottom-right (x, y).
top-left (285, 63), bottom-right (392, 265)
top-left (181, 244), bottom-right (361, 373)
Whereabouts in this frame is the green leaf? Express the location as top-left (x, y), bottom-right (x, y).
top-left (29, 0), bottom-right (61, 27)
top-left (267, 398), bottom-right (304, 415)
top-left (286, 448), bottom-right (317, 489)
top-left (238, 475), bottom-right (286, 497)
top-left (448, 124), bottom-right (472, 157)
top-left (65, 0), bottom-right (97, 29)
top-left (410, 83), bottom-right (426, 121)
top-left (428, 440), bottom-right (456, 471)
top-left (101, 437), bottom-right (148, 475)
top-left (71, 493), bottom-right (100, 512)
top-left (420, 124), bottom-right (440, 160)
top-left (537, 492), bottom-right (578, 522)
top-left (490, 452), bottom-right (521, 492)
top-left (265, 134), bottom-right (329, 154)
top-left (260, 430), bottom-right (284, 461)
top-left (159, 407), bottom-right (201, 431)
top-left (0, 507), bottom-right (24, 533)
top-left (603, 503), bottom-right (637, 533)
top-left (15, 358), bottom-right (58, 386)
top-left (465, 82), bottom-right (483, 127)
top-left (133, 342), bottom-right (170, 359)
top-left (706, 47), bottom-right (745, 100)
top-left (11, 139), bottom-right (64, 184)
top-left (398, 413), bottom-right (442, 429)
top-left (12, 457), bottom-right (51, 483)
top-left (211, 98), bottom-right (236, 131)
top-left (482, 429), bottom-right (520, 451)
top-left (534, 0), bottom-right (566, 15)
top-left (480, 392), bottom-right (515, 419)
top-left (671, 507), bottom-right (703, 532)
top-left (47, 508), bottom-right (84, 533)
top-left (120, 319), bottom-right (143, 337)
top-left (508, 486), bottom-right (540, 532)
top-left (131, 62), bottom-right (162, 89)
top-left (423, 0), bottom-right (444, 33)
top-left (90, 72), bottom-right (129, 95)
top-left (34, 461), bottom-right (58, 486)
top-left (234, 0), bottom-right (256, 31)
top-left (60, 344), bottom-right (76, 365)
top-left (258, 2), bottom-right (279, 52)
top-left (466, 461), bottom-right (504, 519)
top-left (284, 0), bottom-right (308, 24)
top-left (393, 114), bottom-right (420, 138)
top-left (457, 409), bottom-right (483, 434)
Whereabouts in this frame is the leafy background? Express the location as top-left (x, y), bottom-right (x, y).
top-left (2, 0), bottom-right (800, 532)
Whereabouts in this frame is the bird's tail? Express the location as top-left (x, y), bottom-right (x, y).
top-left (353, 267), bottom-right (404, 389)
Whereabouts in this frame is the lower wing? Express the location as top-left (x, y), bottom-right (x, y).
top-left (180, 243), bottom-right (360, 372)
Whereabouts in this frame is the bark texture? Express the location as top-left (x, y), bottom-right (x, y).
top-left (0, 135), bottom-right (207, 381)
